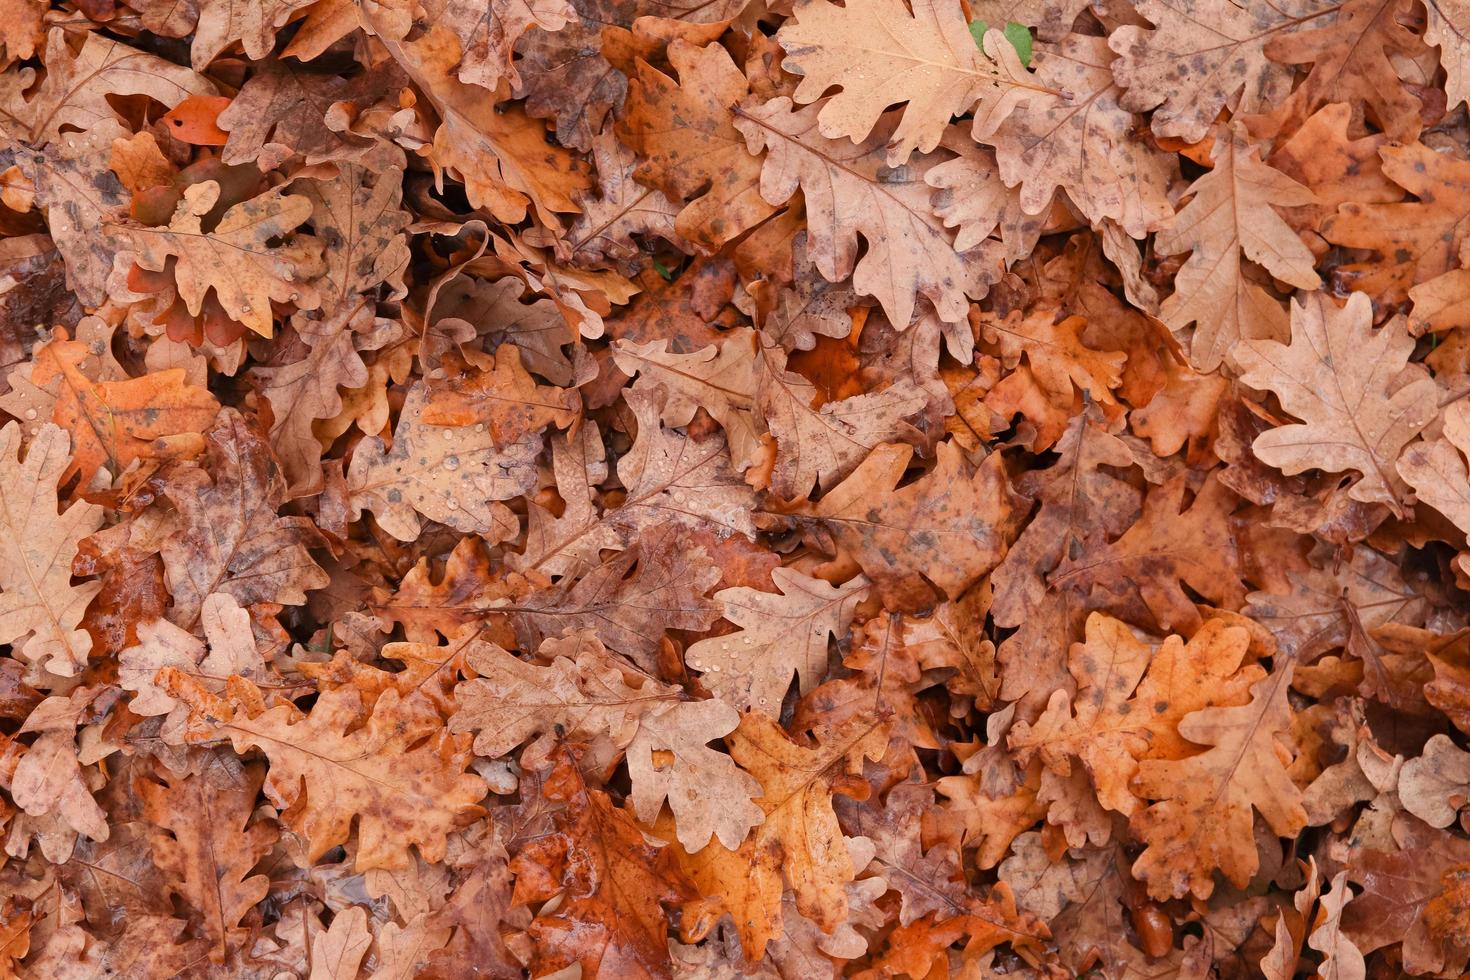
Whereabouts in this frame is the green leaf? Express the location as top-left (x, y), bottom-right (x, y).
top-left (968, 19), bottom-right (1033, 66)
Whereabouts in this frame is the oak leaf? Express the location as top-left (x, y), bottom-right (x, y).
top-left (735, 96), bottom-right (1002, 327)
top-left (347, 382), bottom-right (535, 543)
top-left (1131, 666), bottom-right (1307, 900)
top-left (509, 528), bottom-right (721, 666)
top-left (685, 567), bottom-right (868, 716)
top-left (0, 30), bottom-right (213, 145)
top-left (451, 629), bottom-right (763, 849)
top-left (0, 422), bottom-right (103, 675)
top-left (1010, 615), bottom-right (1262, 816)
top-left (120, 181), bottom-right (325, 339)
top-left (990, 33), bottom-right (1174, 238)
top-left (1152, 122), bottom-right (1320, 371)
top-left (1109, 0), bottom-right (1313, 143)
top-left (159, 409), bottom-right (330, 629)
top-left (30, 330), bottom-right (219, 486)
top-left (617, 40), bottom-right (774, 251)
top-left (1235, 292), bottom-right (1438, 514)
top-left (776, 0), bottom-right (1036, 164)
top-left (1050, 472), bottom-right (1244, 634)
top-left (510, 748), bottom-right (702, 979)
top-left (724, 713), bottom-right (888, 934)
top-left (801, 437), bottom-right (1024, 613)
top-left (135, 756), bottom-right (277, 963)
top-left (163, 671), bottom-right (487, 871)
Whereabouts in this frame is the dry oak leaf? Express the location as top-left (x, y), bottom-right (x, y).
top-left (442, 0), bottom-right (575, 92)
top-left (615, 329), bottom-right (927, 493)
top-left (1309, 871), bottom-right (1367, 980)
top-left (9, 730), bottom-right (108, 844)
top-left (452, 630), bottom-right (762, 850)
top-left (163, 671), bottom-right (487, 871)
top-left (1009, 615), bottom-right (1262, 818)
top-left (159, 409), bottom-right (330, 630)
top-left (990, 411), bottom-right (1143, 701)
top-left (1244, 546), bottom-right (1424, 662)
top-left (775, 0), bottom-right (1037, 165)
top-left (120, 180), bottom-right (325, 340)
top-left (298, 162), bottom-right (412, 313)
top-left (1427, 0), bottom-right (1470, 110)
top-left (655, 809), bottom-right (785, 961)
top-left (30, 330), bottom-right (219, 486)
top-left (423, 344), bottom-right (581, 443)
top-left (1322, 142), bottom-right (1470, 314)
top-left (119, 592), bottom-right (269, 741)
top-left (736, 96), bottom-right (1003, 328)
top-left (602, 388), bottom-right (759, 546)
top-left (1050, 472), bottom-right (1244, 635)
top-left (617, 40), bottom-right (775, 252)
top-left (550, 129), bottom-right (688, 271)
top-left (1400, 400), bottom-right (1470, 572)
top-left (135, 757), bottom-right (278, 963)
top-left (725, 712), bottom-right (889, 935)
top-left (1152, 122), bottom-right (1320, 372)
top-left (252, 307), bottom-right (374, 499)
top-left (1342, 817), bottom-right (1470, 975)
top-left (1400, 734), bottom-right (1470, 829)
top-left (308, 904), bottom-right (372, 980)
top-left (11, 120), bottom-right (130, 310)
top-left (128, 0), bottom-right (319, 71)
top-left (1259, 0), bottom-right (1427, 142)
top-left (0, 422), bottom-right (103, 676)
top-left (1235, 291), bottom-right (1438, 515)
top-left (0, 30), bottom-right (214, 145)
top-left (217, 60), bottom-right (406, 170)
top-left (1131, 665), bottom-right (1307, 901)
top-left (803, 440), bottom-right (1024, 611)
top-left (979, 305), bottom-right (1125, 448)
top-left (509, 528), bottom-right (721, 666)
top-left (347, 382), bottom-right (535, 543)
top-left (385, 24), bottom-right (589, 227)
top-left (1108, 0), bottom-right (1320, 143)
top-left (510, 748), bottom-right (702, 979)
top-left (685, 567), bottom-right (869, 717)
top-left (989, 33), bottom-right (1174, 239)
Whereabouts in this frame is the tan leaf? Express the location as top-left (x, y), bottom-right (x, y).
top-left (989, 33), bottom-right (1174, 238)
top-left (1010, 615), bottom-right (1261, 817)
top-left (160, 410), bottom-right (330, 630)
top-left (163, 672), bottom-right (487, 871)
top-left (725, 713), bottom-right (888, 934)
top-left (347, 382), bottom-right (534, 543)
top-left (735, 96), bottom-right (1002, 327)
top-left (136, 756), bottom-right (278, 963)
top-left (120, 181), bottom-right (325, 339)
top-left (803, 440), bottom-right (1025, 611)
top-left (0, 30), bottom-right (213, 144)
top-left (443, 0), bottom-right (574, 91)
top-left (1131, 666), bottom-right (1307, 900)
top-left (450, 629), bottom-right (763, 849)
top-left (0, 422), bottom-right (102, 675)
top-left (776, 0), bottom-right (1037, 164)
top-left (685, 567), bottom-right (869, 716)
top-left (1400, 734), bottom-right (1470, 829)
top-left (1235, 291), bottom-right (1438, 514)
top-left (1153, 122), bottom-right (1320, 371)
top-left (1109, 0), bottom-right (1314, 143)
top-left (617, 39), bottom-right (775, 251)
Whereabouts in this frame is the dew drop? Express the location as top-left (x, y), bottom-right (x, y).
top-left (445, 496), bottom-right (459, 510)
top-left (23, 409), bottom-right (36, 420)
top-left (443, 456), bottom-right (459, 471)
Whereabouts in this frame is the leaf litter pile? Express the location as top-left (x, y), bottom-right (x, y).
top-left (12, 0), bottom-right (1470, 976)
